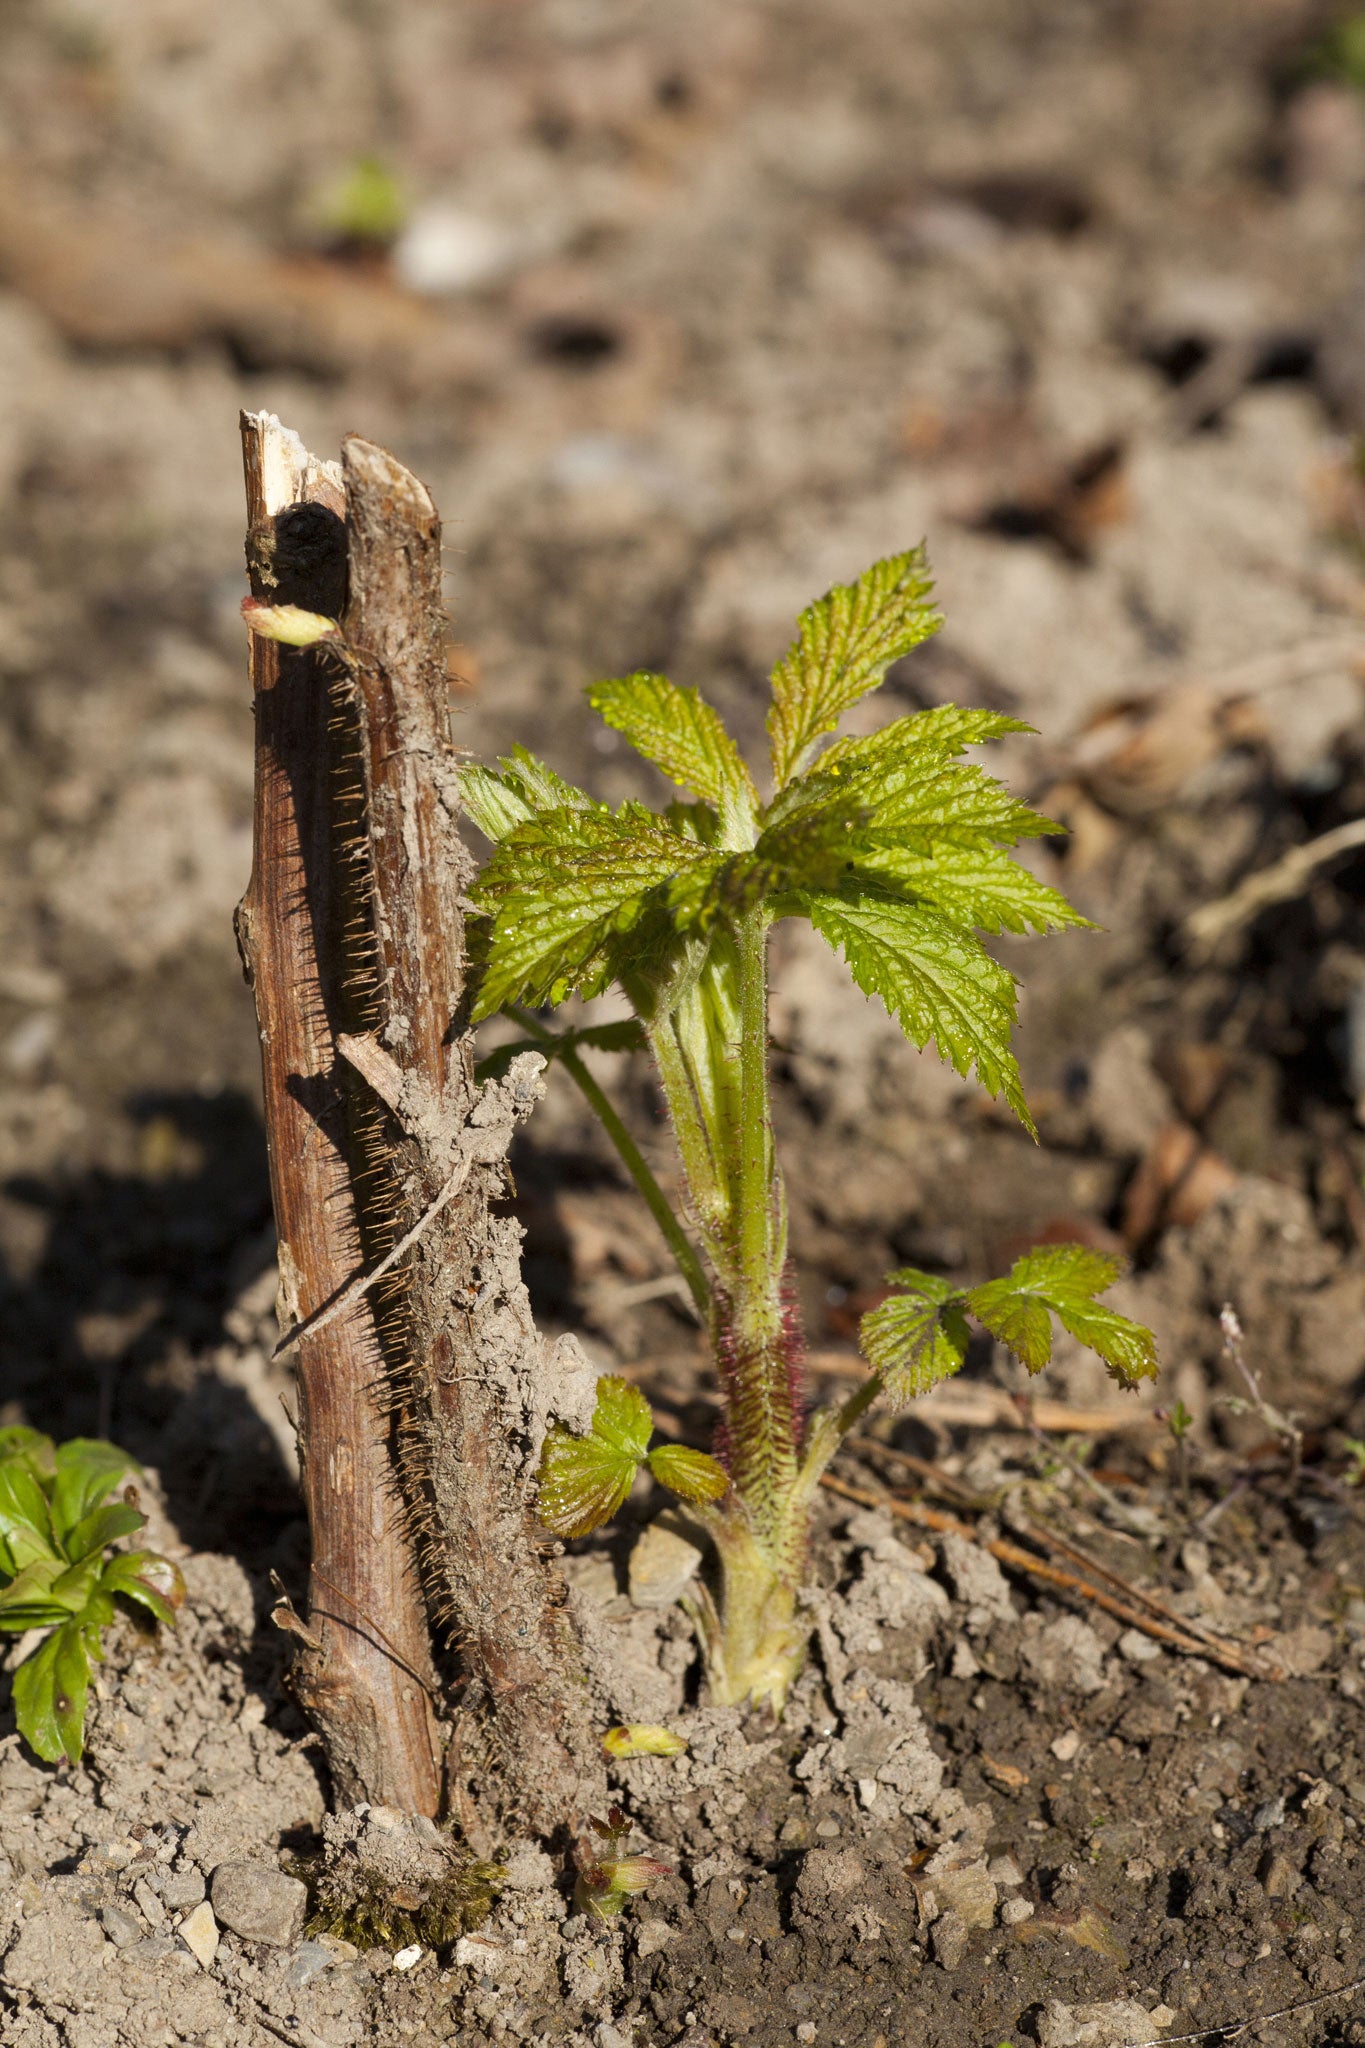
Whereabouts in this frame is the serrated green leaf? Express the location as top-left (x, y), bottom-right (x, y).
top-left (646, 1443), bottom-right (730, 1504)
top-left (473, 808), bottom-right (715, 1020)
top-left (458, 764), bottom-right (535, 841)
top-left (102, 1550), bottom-right (187, 1629)
top-left (820, 705), bottom-right (1035, 774)
top-left (13, 1619), bottom-right (90, 1763)
top-left (860, 1270), bottom-right (972, 1405)
top-left (457, 747), bottom-right (598, 843)
top-left (536, 1375), bottom-right (655, 1538)
top-left (500, 745), bottom-right (598, 816)
top-left (768, 547), bottom-right (942, 788)
top-left (536, 1429), bottom-right (638, 1539)
top-left (62, 1500), bottom-right (147, 1565)
top-left (591, 1376), bottom-right (654, 1460)
top-left (50, 1440), bottom-right (139, 1540)
top-left (854, 844), bottom-right (1090, 937)
top-left (589, 673), bottom-right (758, 839)
top-left (966, 1244), bottom-right (1157, 1385)
top-left (803, 890), bottom-right (1033, 1132)
top-left (662, 801), bottom-right (723, 845)
top-left (869, 759), bottom-right (1061, 849)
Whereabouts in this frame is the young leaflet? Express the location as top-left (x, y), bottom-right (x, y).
top-left (463, 546), bottom-right (1157, 1710)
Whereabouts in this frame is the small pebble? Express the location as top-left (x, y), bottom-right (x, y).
top-left (179, 1902), bottom-right (219, 1972)
top-left (393, 1943), bottom-right (422, 1971)
top-left (1001, 1897), bottom-right (1035, 1925)
top-left (126, 1934), bottom-right (177, 1966)
top-left (210, 1861), bottom-right (307, 1948)
top-left (857, 1779), bottom-right (879, 1809)
top-left (814, 1819), bottom-right (841, 1839)
top-left (286, 1939), bottom-right (335, 1988)
top-left (160, 1869), bottom-right (206, 1913)
top-left (1253, 1796), bottom-right (1287, 1832)
top-left (100, 1904), bottom-right (142, 1948)
top-left (796, 2026), bottom-right (817, 2044)
top-left (1118, 1629), bottom-right (1160, 1665)
top-left (133, 1877), bottom-right (165, 1927)
top-left (931, 1909), bottom-right (968, 1970)
top-left (1050, 1729), bottom-right (1082, 1763)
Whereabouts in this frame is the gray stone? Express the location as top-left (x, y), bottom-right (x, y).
top-left (1037, 1999), bottom-right (1161, 2048)
top-left (931, 1909), bottom-right (968, 1970)
top-left (628, 1518), bottom-right (704, 1609)
top-left (286, 1939), bottom-right (337, 1989)
top-left (210, 1860), bottom-right (307, 1947)
top-left (101, 1902), bottom-right (143, 1947)
top-left (126, 1934), bottom-right (177, 1966)
top-left (133, 1875), bottom-right (165, 1925)
top-left (160, 1868), bottom-right (206, 1912)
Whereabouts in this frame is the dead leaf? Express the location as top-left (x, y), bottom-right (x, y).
top-left (1121, 1121), bottom-right (1239, 1248)
top-left (980, 1754), bottom-right (1030, 1796)
top-left (1013, 1904), bottom-right (1129, 1968)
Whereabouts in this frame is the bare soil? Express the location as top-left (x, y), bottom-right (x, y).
top-left (3, 2), bottom-right (1365, 2043)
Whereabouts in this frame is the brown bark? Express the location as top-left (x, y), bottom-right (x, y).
top-left (236, 413), bottom-right (441, 1816)
top-left (238, 415), bottom-right (603, 1838)
top-left (338, 436), bottom-right (602, 1844)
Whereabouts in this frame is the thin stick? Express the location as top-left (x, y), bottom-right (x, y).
top-left (1184, 816), bottom-right (1365, 954)
top-left (849, 1437), bottom-right (1252, 1664)
top-left (1120, 1968), bottom-right (1365, 2047)
top-left (273, 1155), bottom-right (472, 1359)
top-left (819, 1472), bottom-right (1277, 1679)
top-left (509, 1006), bottom-right (710, 1317)
top-left (1218, 1303), bottom-right (1302, 1489)
top-left (806, 1356), bottom-right (1157, 1436)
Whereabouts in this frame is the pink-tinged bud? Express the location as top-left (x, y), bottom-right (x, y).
top-left (135, 1555), bottom-right (188, 1611)
top-left (602, 1723), bottom-right (688, 1759)
top-left (241, 597), bottom-right (341, 648)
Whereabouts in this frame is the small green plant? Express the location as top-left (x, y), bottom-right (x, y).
top-left (464, 547), bottom-right (1157, 1711)
top-left (0, 1427), bottom-right (186, 1763)
top-left (573, 1808), bottom-right (671, 1920)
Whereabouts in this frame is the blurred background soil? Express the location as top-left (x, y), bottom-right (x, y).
top-left (2, 0), bottom-right (1365, 1694)
top-left (4, 0), bottom-right (1365, 1549)
top-left (6, 4), bottom-right (1365, 2045)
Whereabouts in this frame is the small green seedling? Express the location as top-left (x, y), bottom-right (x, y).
top-left (0, 1427), bottom-right (186, 1763)
top-left (574, 1808), bottom-right (671, 1920)
top-left (1159, 1395), bottom-right (1196, 1510)
top-left (465, 547), bottom-right (1158, 1710)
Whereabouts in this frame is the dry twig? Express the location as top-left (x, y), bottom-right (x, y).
top-left (820, 1471), bottom-right (1278, 1679)
top-left (1184, 816), bottom-right (1365, 956)
top-left (1121, 1967), bottom-right (1365, 2047)
top-left (807, 1355), bottom-right (1157, 1435)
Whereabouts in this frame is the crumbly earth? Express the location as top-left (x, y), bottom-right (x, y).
top-left (4, 0), bottom-right (1365, 2043)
